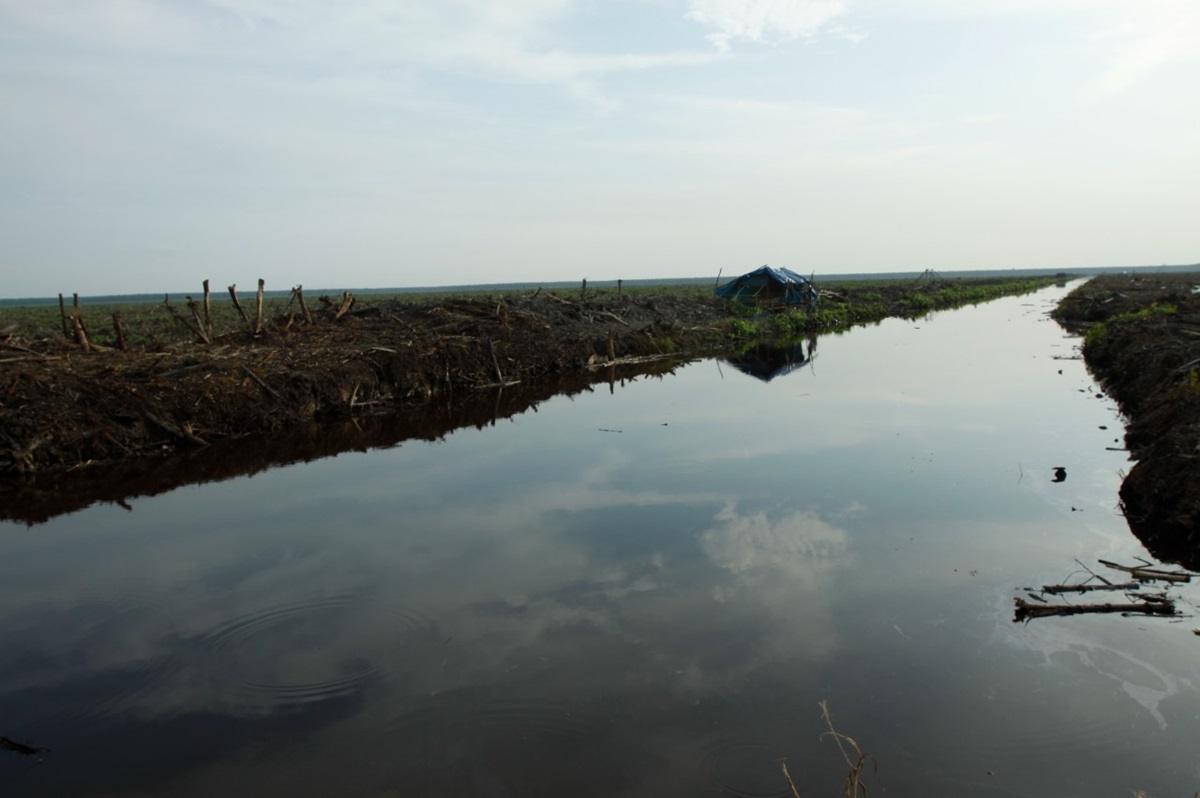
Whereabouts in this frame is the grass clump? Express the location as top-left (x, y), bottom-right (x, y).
top-left (723, 276), bottom-right (1059, 343)
top-left (726, 318), bottom-right (757, 339)
top-left (1083, 302), bottom-right (1178, 349)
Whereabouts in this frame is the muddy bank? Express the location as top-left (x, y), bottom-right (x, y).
top-left (1, 290), bottom-right (727, 478)
top-left (0, 278), bottom-right (1052, 478)
top-left (1, 276), bottom-right (1062, 525)
top-left (1054, 273), bottom-right (1200, 568)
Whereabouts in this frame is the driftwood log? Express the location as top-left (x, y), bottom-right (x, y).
top-left (1042, 581), bottom-right (1140, 595)
top-left (1013, 596), bottom-right (1176, 622)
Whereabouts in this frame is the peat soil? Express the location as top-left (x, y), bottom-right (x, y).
top-left (1, 290), bottom-right (725, 522)
top-left (1054, 273), bottom-right (1200, 570)
top-left (1, 278), bottom-right (1047, 524)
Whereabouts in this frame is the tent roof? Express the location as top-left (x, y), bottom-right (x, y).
top-left (715, 265), bottom-right (813, 301)
top-left (736, 265), bottom-right (809, 284)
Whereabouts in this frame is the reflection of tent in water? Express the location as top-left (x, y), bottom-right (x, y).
top-left (715, 265), bottom-right (817, 306)
top-left (724, 339), bottom-right (817, 382)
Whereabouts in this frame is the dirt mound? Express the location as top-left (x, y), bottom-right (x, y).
top-left (1054, 273), bottom-right (1200, 568)
top-left (1, 290), bottom-right (729, 477)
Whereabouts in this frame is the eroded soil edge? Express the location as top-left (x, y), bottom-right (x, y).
top-left (1055, 273), bottom-right (1200, 569)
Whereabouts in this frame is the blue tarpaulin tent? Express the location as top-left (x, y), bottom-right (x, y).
top-left (715, 265), bottom-right (816, 306)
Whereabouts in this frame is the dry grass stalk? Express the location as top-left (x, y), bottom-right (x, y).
top-left (779, 702), bottom-right (876, 798)
top-left (819, 700), bottom-right (874, 798)
top-left (780, 759), bottom-right (802, 798)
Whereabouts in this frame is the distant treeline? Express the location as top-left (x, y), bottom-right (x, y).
top-left (2, 263), bottom-right (1196, 308)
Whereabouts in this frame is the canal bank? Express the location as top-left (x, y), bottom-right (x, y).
top-left (1055, 272), bottom-right (1200, 569)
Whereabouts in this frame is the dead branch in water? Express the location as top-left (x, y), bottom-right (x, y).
top-left (1016, 557), bottom-right (1183, 623)
top-left (1, 735), bottom-right (48, 756)
top-left (1098, 559), bottom-right (1191, 583)
top-left (1014, 596), bottom-right (1176, 622)
top-left (1042, 581), bottom-right (1140, 595)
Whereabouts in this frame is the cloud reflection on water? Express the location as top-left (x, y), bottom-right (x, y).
top-left (4, 288), bottom-right (1200, 796)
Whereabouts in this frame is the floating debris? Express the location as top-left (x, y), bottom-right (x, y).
top-left (1097, 558), bottom-right (1191, 583)
top-left (0, 736), bottom-right (48, 757)
top-left (1014, 595), bottom-right (1175, 622)
top-left (1013, 558), bottom-right (1189, 623)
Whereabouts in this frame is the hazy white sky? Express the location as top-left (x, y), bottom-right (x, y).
top-left (2, 0), bottom-right (1197, 296)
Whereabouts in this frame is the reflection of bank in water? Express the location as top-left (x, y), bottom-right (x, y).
top-left (723, 338), bottom-right (818, 382)
top-left (0, 358), bottom-right (690, 526)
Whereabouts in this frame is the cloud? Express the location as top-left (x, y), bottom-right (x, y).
top-left (0, 0), bottom-right (208, 50)
top-left (1077, 0), bottom-right (1200, 102)
top-left (685, 0), bottom-right (848, 51)
top-left (0, 0), bottom-right (718, 107)
top-left (699, 501), bottom-right (852, 578)
top-left (862, 0), bottom-right (1200, 100)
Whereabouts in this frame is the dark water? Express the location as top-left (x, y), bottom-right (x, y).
top-left (3, 285), bottom-right (1199, 797)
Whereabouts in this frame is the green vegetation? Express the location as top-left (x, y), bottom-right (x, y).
top-left (721, 276), bottom-right (1059, 343)
top-left (1082, 302), bottom-right (1177, 350)
top-left (727, 318), bottom-right (757, 338)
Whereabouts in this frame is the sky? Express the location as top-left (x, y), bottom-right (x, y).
top-left (1, 0), bottom-right (1197, 297)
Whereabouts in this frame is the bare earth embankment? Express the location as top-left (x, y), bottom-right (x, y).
top-left (1055, 273), bottom-right (1200, 569)
top-left (1, 290), bottom-right (725, 477)
top-left (1, 276), bottom-right (1055, 523)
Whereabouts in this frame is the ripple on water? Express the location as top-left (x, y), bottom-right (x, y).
top-left (198, 593), bottom-right (440, 713)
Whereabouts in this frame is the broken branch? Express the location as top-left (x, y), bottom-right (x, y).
top-left (1098, 559), bottom-right (1191, 583)
top-left (1014, 596), bottom-right (1176, 622)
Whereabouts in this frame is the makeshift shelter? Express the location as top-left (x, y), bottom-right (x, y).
top-left (715, 265), bottom-right (817, 307)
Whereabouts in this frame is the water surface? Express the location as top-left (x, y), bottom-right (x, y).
top-left (3, 285), bottom-right (1199, 797)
